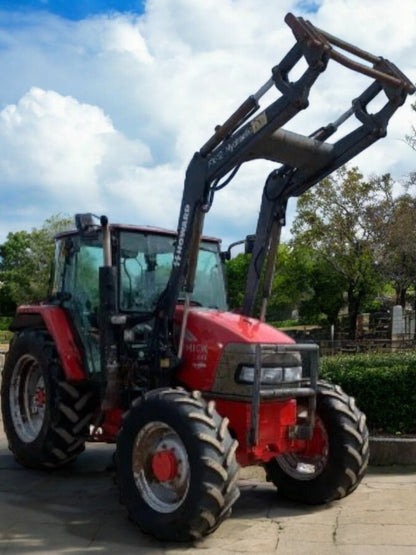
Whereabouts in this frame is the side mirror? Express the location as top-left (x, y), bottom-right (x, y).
top-left (222, 234), bottom-right (256, 261)
top-left (244, 234), bottom-right (256, 255)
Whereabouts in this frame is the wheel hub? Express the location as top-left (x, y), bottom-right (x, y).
top-left (132, 421), bottom-right (190, 513)
top-left (277, 416), bottom-right (329, 480)
top-left (151, 449), bottom-right (179, 482)
top-left (10, 355), bottom-right (46, 443)
top-left (33, 387), bottom-right (46, 410)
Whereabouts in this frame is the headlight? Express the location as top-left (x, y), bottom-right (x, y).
top-left (236, 365), bottom-right (302, 385)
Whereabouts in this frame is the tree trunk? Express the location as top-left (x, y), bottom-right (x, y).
top-left (399, 287), bottom-right (407, 310)
top-left (347, 285), bottom-right (363, 340)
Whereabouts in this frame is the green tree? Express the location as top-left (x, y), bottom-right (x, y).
top-left (267, 243), bottom-right (310, 322)
top-left (375, 193), bottom-right (416, 308)
top-left (266, 242), bottom-right (348, 326)
top-left (225, 244), bottom-right (311, 319)
top-left (405, 99), bottom-right (416, 151)
top-left (225, 242), bottom-right (346, 326)
top-left (0, 214), bottom-right (72, 308)
top-left (0, 230), bottom-right (32, 309)
top-left (225, 253), bottom-right (251, 309)
top-left (291, 167), bottom-right (391, 339)
top-left (296, 252), bottom-right (347, 326)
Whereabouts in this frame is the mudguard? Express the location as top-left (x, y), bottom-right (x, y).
top-left (10, 304), bottom-right (87, 381)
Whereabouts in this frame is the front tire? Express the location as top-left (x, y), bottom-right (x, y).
top-left (1, 330), bottom-right (96, 469)
top-left (116, 388), bottom-right (240, 541)
top-left (265, 382), bottom-right (369, 504)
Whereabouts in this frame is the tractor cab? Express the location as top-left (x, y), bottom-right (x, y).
top-left (49, 222), bottom-right (227, 378)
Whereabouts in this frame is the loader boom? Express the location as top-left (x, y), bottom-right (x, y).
top-left (154, 12), bottom-right (414, 366)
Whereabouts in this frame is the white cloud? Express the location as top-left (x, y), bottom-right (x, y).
top-left (0, 86), bottom-right (154, 243)
top-left (0, 0), bottom-right (415, 245)
top-left (0, 87), bottom-right (150, 202)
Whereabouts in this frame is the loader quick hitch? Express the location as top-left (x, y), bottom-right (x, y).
top-left (200, 12), bottom-right (414, 177)
top-left (285, 13), bottom-right (414, 94)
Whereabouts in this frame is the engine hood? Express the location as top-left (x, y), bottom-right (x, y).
top-left (177, 307), bottom-right (295, 344)
top-left (174, 307), bottom-right (295, 391)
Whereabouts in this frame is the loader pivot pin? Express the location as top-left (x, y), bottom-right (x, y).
top-left (151, 449), bottom-right (179, 482)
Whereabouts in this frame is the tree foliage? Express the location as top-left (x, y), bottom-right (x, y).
top-left (267, 243), bottom-right (344, 324)
top-left (0, 214), bottom-right (72, 311)
top-left (226, 244), bottom-right (316, 319)
top-left (291, 167), bottom-right (392, 338)
top-left (268, 243), bottom-right (311, 321)
top-left (375, 192), bottom-right (416, 307)
top-left (405, 99), bottom-right (416, 152)
top-left (226, 242), bottom-right (347, 326)
top-left (296, 251), bottom-right (347, 326)
top-left (226, 162), bottom-right (416, 334)
top-left (225, 253), bottom-right (251, 310)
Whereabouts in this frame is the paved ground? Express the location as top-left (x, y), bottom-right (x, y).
top-left (1, 419), bottom-right (416, 555)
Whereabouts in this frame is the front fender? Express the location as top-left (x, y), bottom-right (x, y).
top-left (11, 305), bottom-right (87, 381)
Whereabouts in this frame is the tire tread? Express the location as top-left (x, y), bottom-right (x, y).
top-left (265, 380), bottom-right (369, 504)
top-left (116, 387), bottom-right (240, 541)
top-left (1, 329), bottom-right (97, 469)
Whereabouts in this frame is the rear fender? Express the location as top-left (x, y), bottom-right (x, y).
top-left (11, 305), bottom-right (87, 381)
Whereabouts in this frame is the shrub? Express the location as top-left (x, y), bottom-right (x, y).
top-left (0, 317), bottom-right (12, 343)
top-left (0, 317), bottom-right (12, 331)
top-left (320, 352), bottom-right (416, 434)
top-left (269, 319), bottom-right (299, 328)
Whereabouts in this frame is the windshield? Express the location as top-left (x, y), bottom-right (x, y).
top-left (119, 230), bottom-right (227, 312)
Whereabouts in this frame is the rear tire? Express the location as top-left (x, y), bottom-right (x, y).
top-left (265, 382), bottom-right (369, 504)
top-left (1, 330), bottom-right (96, 469)
top-left (116, 388), bottom-right (240, 541)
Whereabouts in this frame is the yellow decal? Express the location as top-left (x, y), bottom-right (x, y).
top-left (250, 112), bottom-right (268, 133)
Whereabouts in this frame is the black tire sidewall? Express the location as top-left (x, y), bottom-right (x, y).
top-left (302, 392), bottom-right (352, 493)
top-left (1, 331), bottom-right (59, 465)
top-left (266, 383), bottom-right (368, 504)
top-left (117, 393), bottom-right (225, 538)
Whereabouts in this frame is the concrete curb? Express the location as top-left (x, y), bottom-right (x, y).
top-left (369, 436), bottom-right (416, 466)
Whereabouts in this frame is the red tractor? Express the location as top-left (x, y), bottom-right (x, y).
top-left (1, 14), bottom-right (414, 541)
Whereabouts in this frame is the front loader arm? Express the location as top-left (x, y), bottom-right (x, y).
top-left (241, 70), bottom-right (414, 317)
top-left (154, 12), bottom-right (414, 366)
top-left (157, 23), bottom-right (329, 326)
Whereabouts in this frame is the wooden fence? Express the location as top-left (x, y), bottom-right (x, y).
top-left (318, 337), bottom-right (416, 356)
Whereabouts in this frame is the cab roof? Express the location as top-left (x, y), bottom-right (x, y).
top-left (55, 223), bottom-right (221, 244)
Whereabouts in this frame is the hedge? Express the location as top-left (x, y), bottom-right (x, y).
top-left (0, 317), bottom-right (12, 331)
top-left (320, 352), bottom-right (416, 435)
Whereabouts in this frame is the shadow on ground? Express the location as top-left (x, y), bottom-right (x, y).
top-left (0, 441), bottom-right (333, 553)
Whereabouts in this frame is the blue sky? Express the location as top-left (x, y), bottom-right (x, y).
top-left (0, 0), bottom-right (415, 246)
top-left (0, 1), bottom-right (145, 19)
